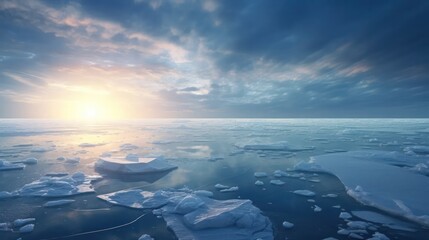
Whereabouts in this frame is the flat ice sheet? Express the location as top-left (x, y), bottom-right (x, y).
top-left (298, 151), bottom-right (429, 227)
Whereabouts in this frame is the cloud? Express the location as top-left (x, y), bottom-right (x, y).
top-left (0, 0), bottom-right (428, 117)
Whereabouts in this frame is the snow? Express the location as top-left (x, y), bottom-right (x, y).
top-left (19, 224), bottom-right (35, 233)
top-left (270, 180), bottom-right (285, 186)
top-left (220, 186), bottom-right (239, 192)
top-left (293, 190), bottom-right (316, 197)
top-left (98, 189), bottom-right (273, 240)
top-left (95, 156), bottom-right (177, 174)
top-left (0, 159), bottom-right (25, 171)
top-left (282, 221), bottom-right (294, 228)
top-left (294, 150), bottom-right (429, 227)
top-left (254, 172), bottom-right (268, 178)
top-left (43, 199), bottom-right (75, 207)
top-left (138, 234), bottom-right (154, 240)
top-left (6, 172), bottom-right (102, 197)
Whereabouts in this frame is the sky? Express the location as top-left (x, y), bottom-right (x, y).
top-left (0, 0), bottom-right (429, 119)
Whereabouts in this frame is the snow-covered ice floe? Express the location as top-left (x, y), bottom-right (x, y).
top-left (1, 172), bottom-right (101, 198)
top-left (98, 189), bottom-right (273, 240)
top-left (95, 156), bottom-right (177, 174)
top-left (294, 150), bottom-right (429, 227)
top-left (0, 159), bottom-right (25, 171)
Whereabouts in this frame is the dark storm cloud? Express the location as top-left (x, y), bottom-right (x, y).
top-left (1, 0), bottom-right (429, 117)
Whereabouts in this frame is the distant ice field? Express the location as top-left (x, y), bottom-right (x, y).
top-left (0, 119), bottom-right (428, 240)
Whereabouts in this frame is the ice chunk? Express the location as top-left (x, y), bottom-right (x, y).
top-left (95, 156), bottom-right (177, 174)
top-left (0, 191), bottom-right (17, 199)
top-left (30, 146), bottom-right (54, 152)
top-left (339, 212), bottom-right (352, 219)
top-left (282, 221), bottom-right (294, 228)
top-left (270, 180), bottom-right (285, 186)
top-left (254, 172), bottom-right (268, 178)
top-left (0, 160), bottom-right (25, 171)
top-left (65, 157), bottom-right (80, 164)
top-left (255, 180), bottom-right (264, 186)
top-left (323, 193), bottom-right (338, 198)
top-left (98, 189), bottom-right (273, 240)
top-left (313, 205), bottom-right (322, 212)
top-left (214, 184), bottom-right (229, 189)
top-left (293, 190), bottom-right (316, 197)
top-left (13, 218), bottom-right (35, 227)
top-left (57, 156), bottom-right (66, 161)
top-left (347, 221), bottom-right (371, 229)
top-left (273, 170), bottom-right (288, 177)
top-left (368, 232), bottom-right (390, 240)
top-left (19, 224), bottom-right (34, 233)
top-left (79, 143), bottom-right (104, 148)
top-left (21, 157), bottom-right (38, 164)
top-left (193, 190), bottom-right (213, 197)
top-left (16, 172), bottom-right (101, 197)
top-left (349, 232), bottom-right (364, 239)
top-left (43, 199), bottom-right (75, 207)
top-left (219, 186), bottom-right (239, 193)
top-left (404, 146), bottom-right (429, 155)
top-left (138, 234), bottom-right (154, 240)
top-left (307, 150), bottom-right (429, 227)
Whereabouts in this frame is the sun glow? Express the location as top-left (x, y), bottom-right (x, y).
top-left (63, 98), bottom-right (126, 121)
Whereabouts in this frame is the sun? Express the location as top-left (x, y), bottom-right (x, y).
top-left (82, 104), bottom-right (99, 120)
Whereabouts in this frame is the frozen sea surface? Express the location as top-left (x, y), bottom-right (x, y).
top-left (0, 119), bottom-right (429, 240)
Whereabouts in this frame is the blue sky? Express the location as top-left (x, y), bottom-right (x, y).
top-left (1, 0), bottom-right (429, 118)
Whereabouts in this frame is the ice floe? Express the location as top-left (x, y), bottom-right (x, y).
top-left (313, 205), bottom-right (322, 212)
top-left (120, 143), bottom-right (139, 151)
top-left (214, 184), bottom-right (229, 189)
top-left (79, 143), bottom-right (104, 148)
top-left (270, 180), bottom-right (285, 186)
top-left (43, 199), bottom-right (76, 207)
top-left (282, 221), bottom-right (294, 228)
top-left (1, 172), bottom-right (101, 198)
top-left (220, 186), bottom-right (239, 192)
top-left (95, 156), bottom-right (177, 174)
top-left (404, 146), bottom-right (429, 155)
top-left (255, 180), bottom-right (264, 186)
top-left (98, 189), bottom-right (273, 240)
top-left (339, 212), bottom-right (352, 219)
top-left (254, 172), bottom-right (268, 178)
top-left (0, 159), bottom-right (25, 171)
top-left (351, 210), bottom-right (416, 232)
top-left (293, 190), bottom-right (315, 197)
top-left (19, 224), bottom-right (34, 233)
top-left (294, 150), bottom-right (429, 227)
